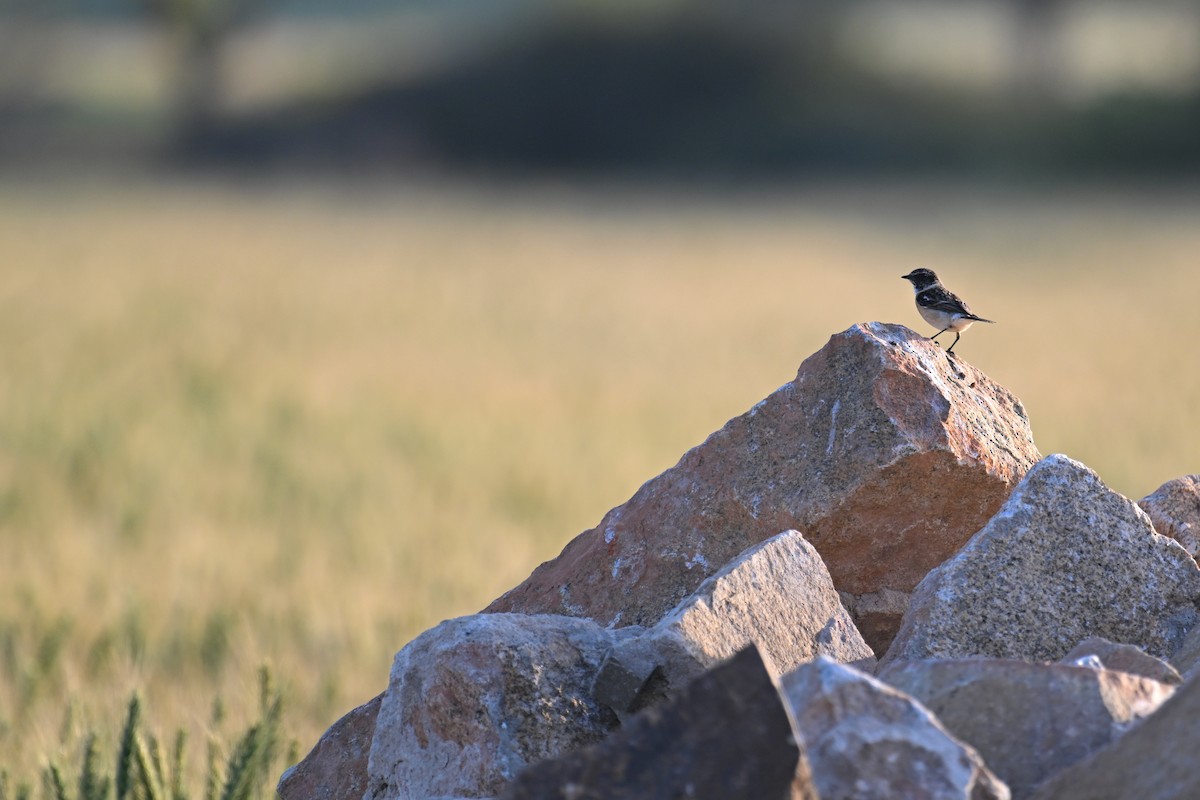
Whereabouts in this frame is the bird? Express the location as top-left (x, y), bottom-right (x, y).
top-left (901, 268), bottom-right (994, 354)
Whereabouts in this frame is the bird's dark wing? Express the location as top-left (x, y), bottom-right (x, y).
top-left (916, 287), bottom-right (972, 315)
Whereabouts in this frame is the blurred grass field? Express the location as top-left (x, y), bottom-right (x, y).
top-left (1, 176), bottom-right (1198, 784)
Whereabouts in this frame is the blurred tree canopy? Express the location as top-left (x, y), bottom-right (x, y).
top-left (2, 0), bottom-right (1199, 176)
top-left (193, 4), bottom-right (1200, 177)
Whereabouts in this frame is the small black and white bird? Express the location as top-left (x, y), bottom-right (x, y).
top-left (901, 268), bottom-right (994, 354)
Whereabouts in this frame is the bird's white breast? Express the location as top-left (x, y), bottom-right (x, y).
top-left (918, 305), bottom-right (973, 332)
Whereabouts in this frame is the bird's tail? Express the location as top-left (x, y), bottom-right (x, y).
top-left (966, 314), bottom-right (995, 323)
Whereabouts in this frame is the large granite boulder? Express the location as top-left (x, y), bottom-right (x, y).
top-left (364, 614), bottom-right (620, 800)
top-left (882, 454), bottom-right (1200, 667)
top-left (489, 322), bottom-right (1040, 653)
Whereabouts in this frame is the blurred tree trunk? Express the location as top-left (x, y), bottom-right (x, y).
top-left (137, 0), bottom-right (272, 144)
top-left (175, 23), bottom-right (222, 140)
top-left (1011, 0), bottom-right (1065, 104)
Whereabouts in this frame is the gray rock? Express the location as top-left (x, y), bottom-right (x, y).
top-left (882, 454), bottom-right (1200, 667)
top-left (500, 645), bottom-right (817, 800)
top-left (879, 658), bottom-right (1175, 798)
top-left (1139, 475), bottom-right (1200, 559)
top-left (647, 530), bottom-right (875, 678)
top-left (365, 614), bottom-right (619, 800)
top-left (488, 323), bottom-right (1040, 656)
top-left (278, 693), bottom-right (381, 800)
top-left (594, 530), bottom-right (875, 720)
top-left (1060, 637), bottom-right (1182, 685)
top-left (782, 657), bottom-right (1009, 800)
top-left (1028, 672), bottom-right (1200, 800)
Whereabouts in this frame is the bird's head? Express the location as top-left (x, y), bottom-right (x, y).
top-left (901, 268), bottom-right (940, 290)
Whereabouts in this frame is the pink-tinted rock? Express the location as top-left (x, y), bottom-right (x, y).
top-left (782, 658), bottom-right (1009, 800)
top-left (365, 614), bottom-right (619, 800)
top-left (882, 455), bottom-right (1200, 667)
top-left (879, 658), bottom-right (1175, 798)
top-left (278, 693), bottom-right (381, 800)
top-left (1139, 475), bottom-right (1200, 559)
top-left (1028, 671), bottom-right (1200, 800)
top-left (488, 323), bottom-right (1040, 653)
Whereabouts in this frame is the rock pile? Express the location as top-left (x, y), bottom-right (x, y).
top-left (278, 324), bottom-right (1200, 800)
top-left (486, 322), bottom-right (1041, 654)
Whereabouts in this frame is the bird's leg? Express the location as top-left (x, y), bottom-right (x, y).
top-left (930, 328), bottom-right (950, 346)
top-left (945, 331), bottom-right (962, 354)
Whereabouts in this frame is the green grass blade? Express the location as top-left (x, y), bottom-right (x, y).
top-left (42, 763), bottom-right (70, 800)
top-left (133, 735), bottom-right (166, 800)
top-left (78, 734), bottom-right (111, 800)
top-left (115, 695), bottom-right (141, 800)
top-left (170, 731), bottom-right (187, 800)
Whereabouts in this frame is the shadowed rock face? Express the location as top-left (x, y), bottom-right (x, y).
top-left (1028, 671), bottom-right (1200, 800)
top-left (879, 658), bottom-right (1175, 799)
top-left (499, 645), bottom-right (817, 800)
top-left (487, 322), bottom-right (1040, 652)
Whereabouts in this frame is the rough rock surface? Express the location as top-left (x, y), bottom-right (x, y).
top-left (1028, 672), bottom-right (1200, 800)
top-left (646, 530), bottom-right (875, 677)
top-left (365, 614), bottom-right (619, 800)
top-left (1168, 623), bottom-right (1200, 678)
top-left (278, 693), bottom-right (381, 800)
top-left (879, 658), bottom-right (1175, 798)
top-left (594, 530), bottom-right (874, 721)
top-left (782, 657), bottom-right (1009, 800)
top-left (882, 454), bottom-right (1200, 667)
top-left (1060, 637), bottom-right (1182, 684)
top-left (500, 645), bottom-right (817, 800)
top-left (488, 323), bottom-right (1040, 653)
top-left (1140, 475), bottom-right (1200, 559)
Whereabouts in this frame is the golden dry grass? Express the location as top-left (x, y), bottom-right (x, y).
top-left (1, 176), bottom-right (1198, 783)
